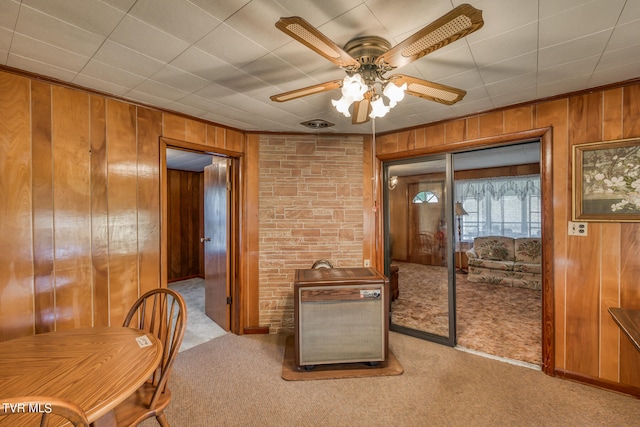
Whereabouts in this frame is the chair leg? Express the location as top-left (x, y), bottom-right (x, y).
top-left (156, 412), bottom-right (169, 427)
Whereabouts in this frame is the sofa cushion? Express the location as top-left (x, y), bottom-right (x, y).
top-left (515, 238), bottom-right (541, 263)
top-left (473, 236), bottom-right (514, 261)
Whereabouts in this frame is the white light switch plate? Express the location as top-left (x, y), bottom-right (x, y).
top-left (568, 221), bottom-right (588, 236)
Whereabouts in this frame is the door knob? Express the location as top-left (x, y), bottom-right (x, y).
top-left (200, 237), bottom-right (211, 242)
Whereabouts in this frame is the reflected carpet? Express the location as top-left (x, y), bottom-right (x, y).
top-left (391, 262), bottom-right (541, 365)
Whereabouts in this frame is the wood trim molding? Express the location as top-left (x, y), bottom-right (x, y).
top-left (555, 369), bottom-right (640, 398)
top-left (160, 137), bottom-right (244, 334)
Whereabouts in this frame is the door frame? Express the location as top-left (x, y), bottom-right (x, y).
top-left (160, 137), bottom-right (242, 334)
top-left (379, 127), bottom-right (554, 375)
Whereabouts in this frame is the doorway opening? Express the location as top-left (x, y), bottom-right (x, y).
top-left (384, 137), bottom-right (551, 370)
top-left (161, 140), bottom-right (240, 350)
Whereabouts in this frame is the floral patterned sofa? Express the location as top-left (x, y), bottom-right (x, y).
top-left (465, 236), bottom-right (542, 290)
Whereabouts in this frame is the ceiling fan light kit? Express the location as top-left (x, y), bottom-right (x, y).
top-left (271, 4), bottom-right (484, 125)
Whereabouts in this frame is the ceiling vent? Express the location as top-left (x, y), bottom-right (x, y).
top-left (301, 119), bottom-right (334, 129)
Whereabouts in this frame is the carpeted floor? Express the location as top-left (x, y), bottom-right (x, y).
top-left (169, 278), bottom-right (227, 351)
top-left (391, 262), bottom-right (541, 366)
top-left (140, 332), bottom-right (640, 427)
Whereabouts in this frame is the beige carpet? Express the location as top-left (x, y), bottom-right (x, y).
top-left (140, 332), bottom-right (640, 427)
top-left (391, 262), bottom-right (541, 365)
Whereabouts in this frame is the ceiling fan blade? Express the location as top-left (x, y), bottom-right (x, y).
top-left (270, 79), bottom-right (343, 102)
top-left (391, 74), bottom-right (466, 105)
top-left (376, 4), bottom-right (484, 69)
top-left (351, 98), bottom-right (371, 125)
top-left (275, 16), bottom-right (360, 69)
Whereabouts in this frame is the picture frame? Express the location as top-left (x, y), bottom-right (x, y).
top-left (573, 138), bottom-right (640, 222)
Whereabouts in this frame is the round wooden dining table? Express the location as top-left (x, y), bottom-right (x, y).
top-left (0, 326), bottom-right (162, 426)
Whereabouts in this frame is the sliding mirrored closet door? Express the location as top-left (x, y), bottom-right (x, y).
top-left (384, 154), bottom-right (455, 346)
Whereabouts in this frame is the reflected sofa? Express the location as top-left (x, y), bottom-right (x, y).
top-left (465, 236), bottom-right (542, 290)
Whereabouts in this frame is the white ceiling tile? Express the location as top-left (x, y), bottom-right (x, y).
top-left (469, 0), bottom-right (538, 41)
top-left (0, 26), bottom-right (12, 53)
top-left (275, 0), bottom-right (362, 26)
top-left (0, 49), bottom-right (7, 64)
top-left (196, 23), bottom-right (269, 68)
top-left (366, 0), bottom-right (453, 41)
top-left (92, 40), bottom-right (165, 78)
top-left (171, 46), bottom-right (239, 81)
top-left (536, 74), bottom-right (592, 99)
top-left (470, 23), bottom-right (538, 68)
top-left (134, 79), bottom-right (191, 102)
top-left (596, 43), bottom-right (640, 73)
top-left (7, 53), bottom-right (77, 81)
top-left (223, 0), bottom-right (289, 51)
top-left (538, 56), bottom-right (601, 85)
top-left (124, 88), bottom-right (175, 108)
top-left (478, 51), bottom-right (537, 85)
top-left (318, 5), bottom-right (389, 45)
top-left (539, 0), bottom-right (625, 48)
top-left (14, 5), bottom-right (104, 56)
top-left (538, 30), bottom-right (611, 69)
top-left (590, 61), bottom-right (640, 88)
top-left (151, 65), bottom-right (211, 93)
top-left (72, 73), bottom-right (130, 96)
top-left (484, 72), bottom-right (537, 98)
top-left (607, 19), bottom-right (640, 51)
top-left (80, 59), bottom-right (146, 88)
top-left (110, 15), bottom-right (189, 62)
top-left (188, 0), bottom-right (251, 22)
top-left (21, 0), bottom-right (125, 37)
top-left (413, 44), bottom-right (476, 81)
top-left (619, 0), bottom-right (640, 24)
top-left (11, 33), bottom-right (88, 72)
top-left (101, 0), bottom-right (137, 13)
top-left (129, 0), bottom-right (222, 44)
top-left (164, 101), bottom-right (208, 118)
top-left (0, 0), bottom-right (20, 30)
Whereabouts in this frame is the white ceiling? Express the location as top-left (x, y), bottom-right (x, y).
top-left (1, 0), bottom-right (639, 135)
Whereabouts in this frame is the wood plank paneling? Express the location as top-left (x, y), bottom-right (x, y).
top-left (185, 119), bottom-right (206, 145)
top-left (479, 111), bottom-right (504, 137)
top-left (106, 99), bottom-right (139, 324)
top-left (31, 81), bottom-right (55, 334)
top-left (0, 72), bottom-right (34, 340)
top-left (600, 88), bottom-right (623, 381)
top-left (504, 106), bottom-right (533, 134)
top-left (226, 128), bottom-right (244, 152)
top-left (137, 107), bottom-right (162, 295)
top-left (167, 169), bottom-right (203, 281)
top-left (620, 225), bottom-right (640, 385)
top-left (565, 92), bottom-right (603, 377)
top-left (90, 95), bottom-right (109, 327)
top-left (52, 86), bottom-right (92, 330)
top-left (163, 114), bottom-right (186, 140)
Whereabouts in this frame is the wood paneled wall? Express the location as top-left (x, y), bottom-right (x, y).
top-left (167, 169), bottom-right (203, 281)
top-left (373, 84), bottom-right (640, 394)
top-left (0, 70), bottom-right (246, 340)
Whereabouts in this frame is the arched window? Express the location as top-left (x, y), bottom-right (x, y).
top-left (412, 191), bottom-right (439, 204)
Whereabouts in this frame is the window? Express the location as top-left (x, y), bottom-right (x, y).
top-left (455, 175), bottom-right (540, 240)
top-left (412, 191), bottom-right (439, 204)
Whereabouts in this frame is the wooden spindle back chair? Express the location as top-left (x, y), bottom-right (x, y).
top-left (115, 288), bottom-right (187, 427)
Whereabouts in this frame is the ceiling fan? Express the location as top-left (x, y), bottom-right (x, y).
top-left (270, 4), bottom-right (484, 125)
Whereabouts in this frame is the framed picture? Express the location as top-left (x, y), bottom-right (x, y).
top-left (573, 138), bottom-right (640, 222)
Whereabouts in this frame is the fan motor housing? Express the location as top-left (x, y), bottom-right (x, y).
top-left (344, 36), bottom-right (391, 65)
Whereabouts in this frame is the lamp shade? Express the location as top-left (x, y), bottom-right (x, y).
top-left (454, 202), bottom-right (468, 216)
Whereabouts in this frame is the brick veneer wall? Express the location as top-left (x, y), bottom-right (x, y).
top-left (259, 134), bottom-right (364, 333)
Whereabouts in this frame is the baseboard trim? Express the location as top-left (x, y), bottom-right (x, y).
top-left (243, 326), bottom-right (270, 334)
top-left (555, 368), bottom-right (640, 398)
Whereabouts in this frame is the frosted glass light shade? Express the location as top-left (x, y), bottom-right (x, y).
top-left (369, 97), bottom-right (390, 118)
top-left (332, 96), bottom-right (353, 117)
top-left (383, 82), bottom-right (407, 107)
